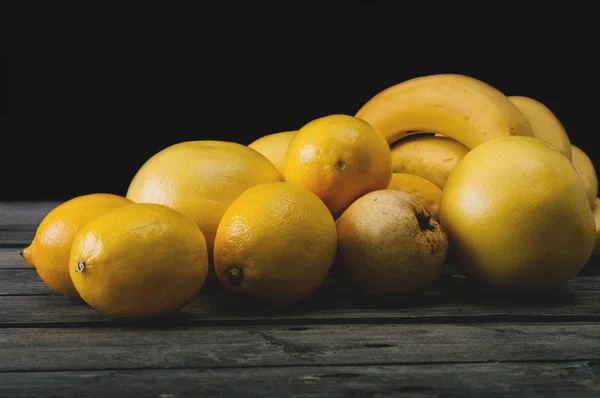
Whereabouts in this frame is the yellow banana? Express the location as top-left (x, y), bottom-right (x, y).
top-left (508, 95), bottom-right (572, 159)
top-left (355, 74), bottom-right (534, 147)
top-left (390, 134), bottom-right (470, 190)
top-left (571, 144), bottom-right (598, 207)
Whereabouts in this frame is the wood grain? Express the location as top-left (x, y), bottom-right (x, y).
top-left (2, 202), bottom-right (600, 397)
top-left (0, 269), bottom-right (55, 295)
top-left (0, 226), bottom-right (37, 247)
top-left (0, 201), bottom-right (59, 225)
top-left (1, 323), bottom-right (599, 372)
top-left (1, 274), bottom-right (600, 326)
top-left (1, 361), bottom-right (599, 398)
top-left (0, 248), bottom-right (28, 268)
top-left (0, 202), bottom-right (57, 248)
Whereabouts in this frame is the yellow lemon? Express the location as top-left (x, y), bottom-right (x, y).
top-left (284, 114), bottom-right (392, 218)
top-left (388, 173), bottom-right (443, 221)
top-left (21, 193), bottom-right (133, 298)
top-left (248, 130), bottom-right (297, 175)
top-left (214, 181), bottom-right (337, 305)
top-left (440, 136), bottom-right (595, 291)
top-left (126, 140), bottom-right (283, 262)
top-left (70, 203), bottom-right (208, 319)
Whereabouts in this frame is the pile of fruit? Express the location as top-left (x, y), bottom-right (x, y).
top-left (21, 73), bottom-right (600, 319)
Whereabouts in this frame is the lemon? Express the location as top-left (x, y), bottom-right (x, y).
top-left (440, 136), bottom-right (595, 290)
top-left (21, 193), bottom-right (133, 298)
top-left (126, 140), bottom-right (282, 261)
top-left (284, 114), bottom-right (392, 218)
top-left (388, 173), bottom-right (443, 221)
top-left (213, 181), bottom-right (337, 305)
top-left (70, 203), bottom-right (208, 319)
top-left (248, 130), bottom-right (297, 175)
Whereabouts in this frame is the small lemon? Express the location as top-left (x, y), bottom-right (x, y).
top-left (21, 193), bottom-right (133, 298)
top-left (69, 203), bottom-right (208, 319)
top-left (213, 181), bottom-right (337, 305)
top-left (126, 140), bottom-right (283, 262)
top-left (284, 114), bottom-right (392, 218)
top-left (248, 130), bottom-right (297, 175)
top-left (388, 173), bottom-right (443, 221)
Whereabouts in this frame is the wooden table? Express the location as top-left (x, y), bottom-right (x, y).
top-left (1, 201), bottom-right (600, 397)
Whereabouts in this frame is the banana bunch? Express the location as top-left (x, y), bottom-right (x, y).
top-left (355, 74), bottom-right (534, 148)
top-left (389, 134), bottom-right (469, 190)
top-left (355, 73), bottom-right (600, 256)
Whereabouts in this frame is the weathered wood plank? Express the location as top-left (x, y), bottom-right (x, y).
top-left (4, 267), bottom-right (600, 296)
top-left (0, 248), bottom-right (28, 268)
top-left (0, 202), bottom-right (56, 247)
top-left (0, 225), bottom-right (36, 247)
top-left (0, 201), bottom-right (59, 225)
top-left (1, 361), bottom-right (599, 398)
top-left (0, 323), bottom-right (599, 372)
top-left (0, 269), bottom-right (55, 295)
top-left (1, 229), bottom-right (599, 275)
top-left (1, 273), bottom-right (600, 325)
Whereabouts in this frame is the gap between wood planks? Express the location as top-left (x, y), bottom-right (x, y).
top-left (0, 358), bottom-right (599, 374)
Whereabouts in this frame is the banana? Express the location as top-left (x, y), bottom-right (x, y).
top-left (355, 74), bottom-right (534, 147)
top-left (508, 95), bottom-right (572, 159)
top-left (571, 144), bottom-right (598, 207)
top-left (390, 134), bottom-right (470, 190)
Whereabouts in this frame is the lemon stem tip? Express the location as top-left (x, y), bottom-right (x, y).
top-left (227, 267), bottom-right (244, 285)
top-left (335, 160), bottom-right (347, 171)
top-left (75, 259), bottom-right (86, 273)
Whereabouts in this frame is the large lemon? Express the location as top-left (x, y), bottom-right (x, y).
top-left (21, 193), bottom-right (133, 298)
top-left (213, 181), bottom-right (337, 305)
top-left (248, 130), bottom-right (297, 175)
top-left (70, 203), bottom-right (209, 319)
top-left (284, 114), bottom-right (392, 218)
top-left (126, 140), bottom-right (283, 260)
top-left (440, 136), bottom-right (596, 290)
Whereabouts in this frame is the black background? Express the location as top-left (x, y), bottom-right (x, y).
top-left (1, 2), bottom-right (597, 201)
